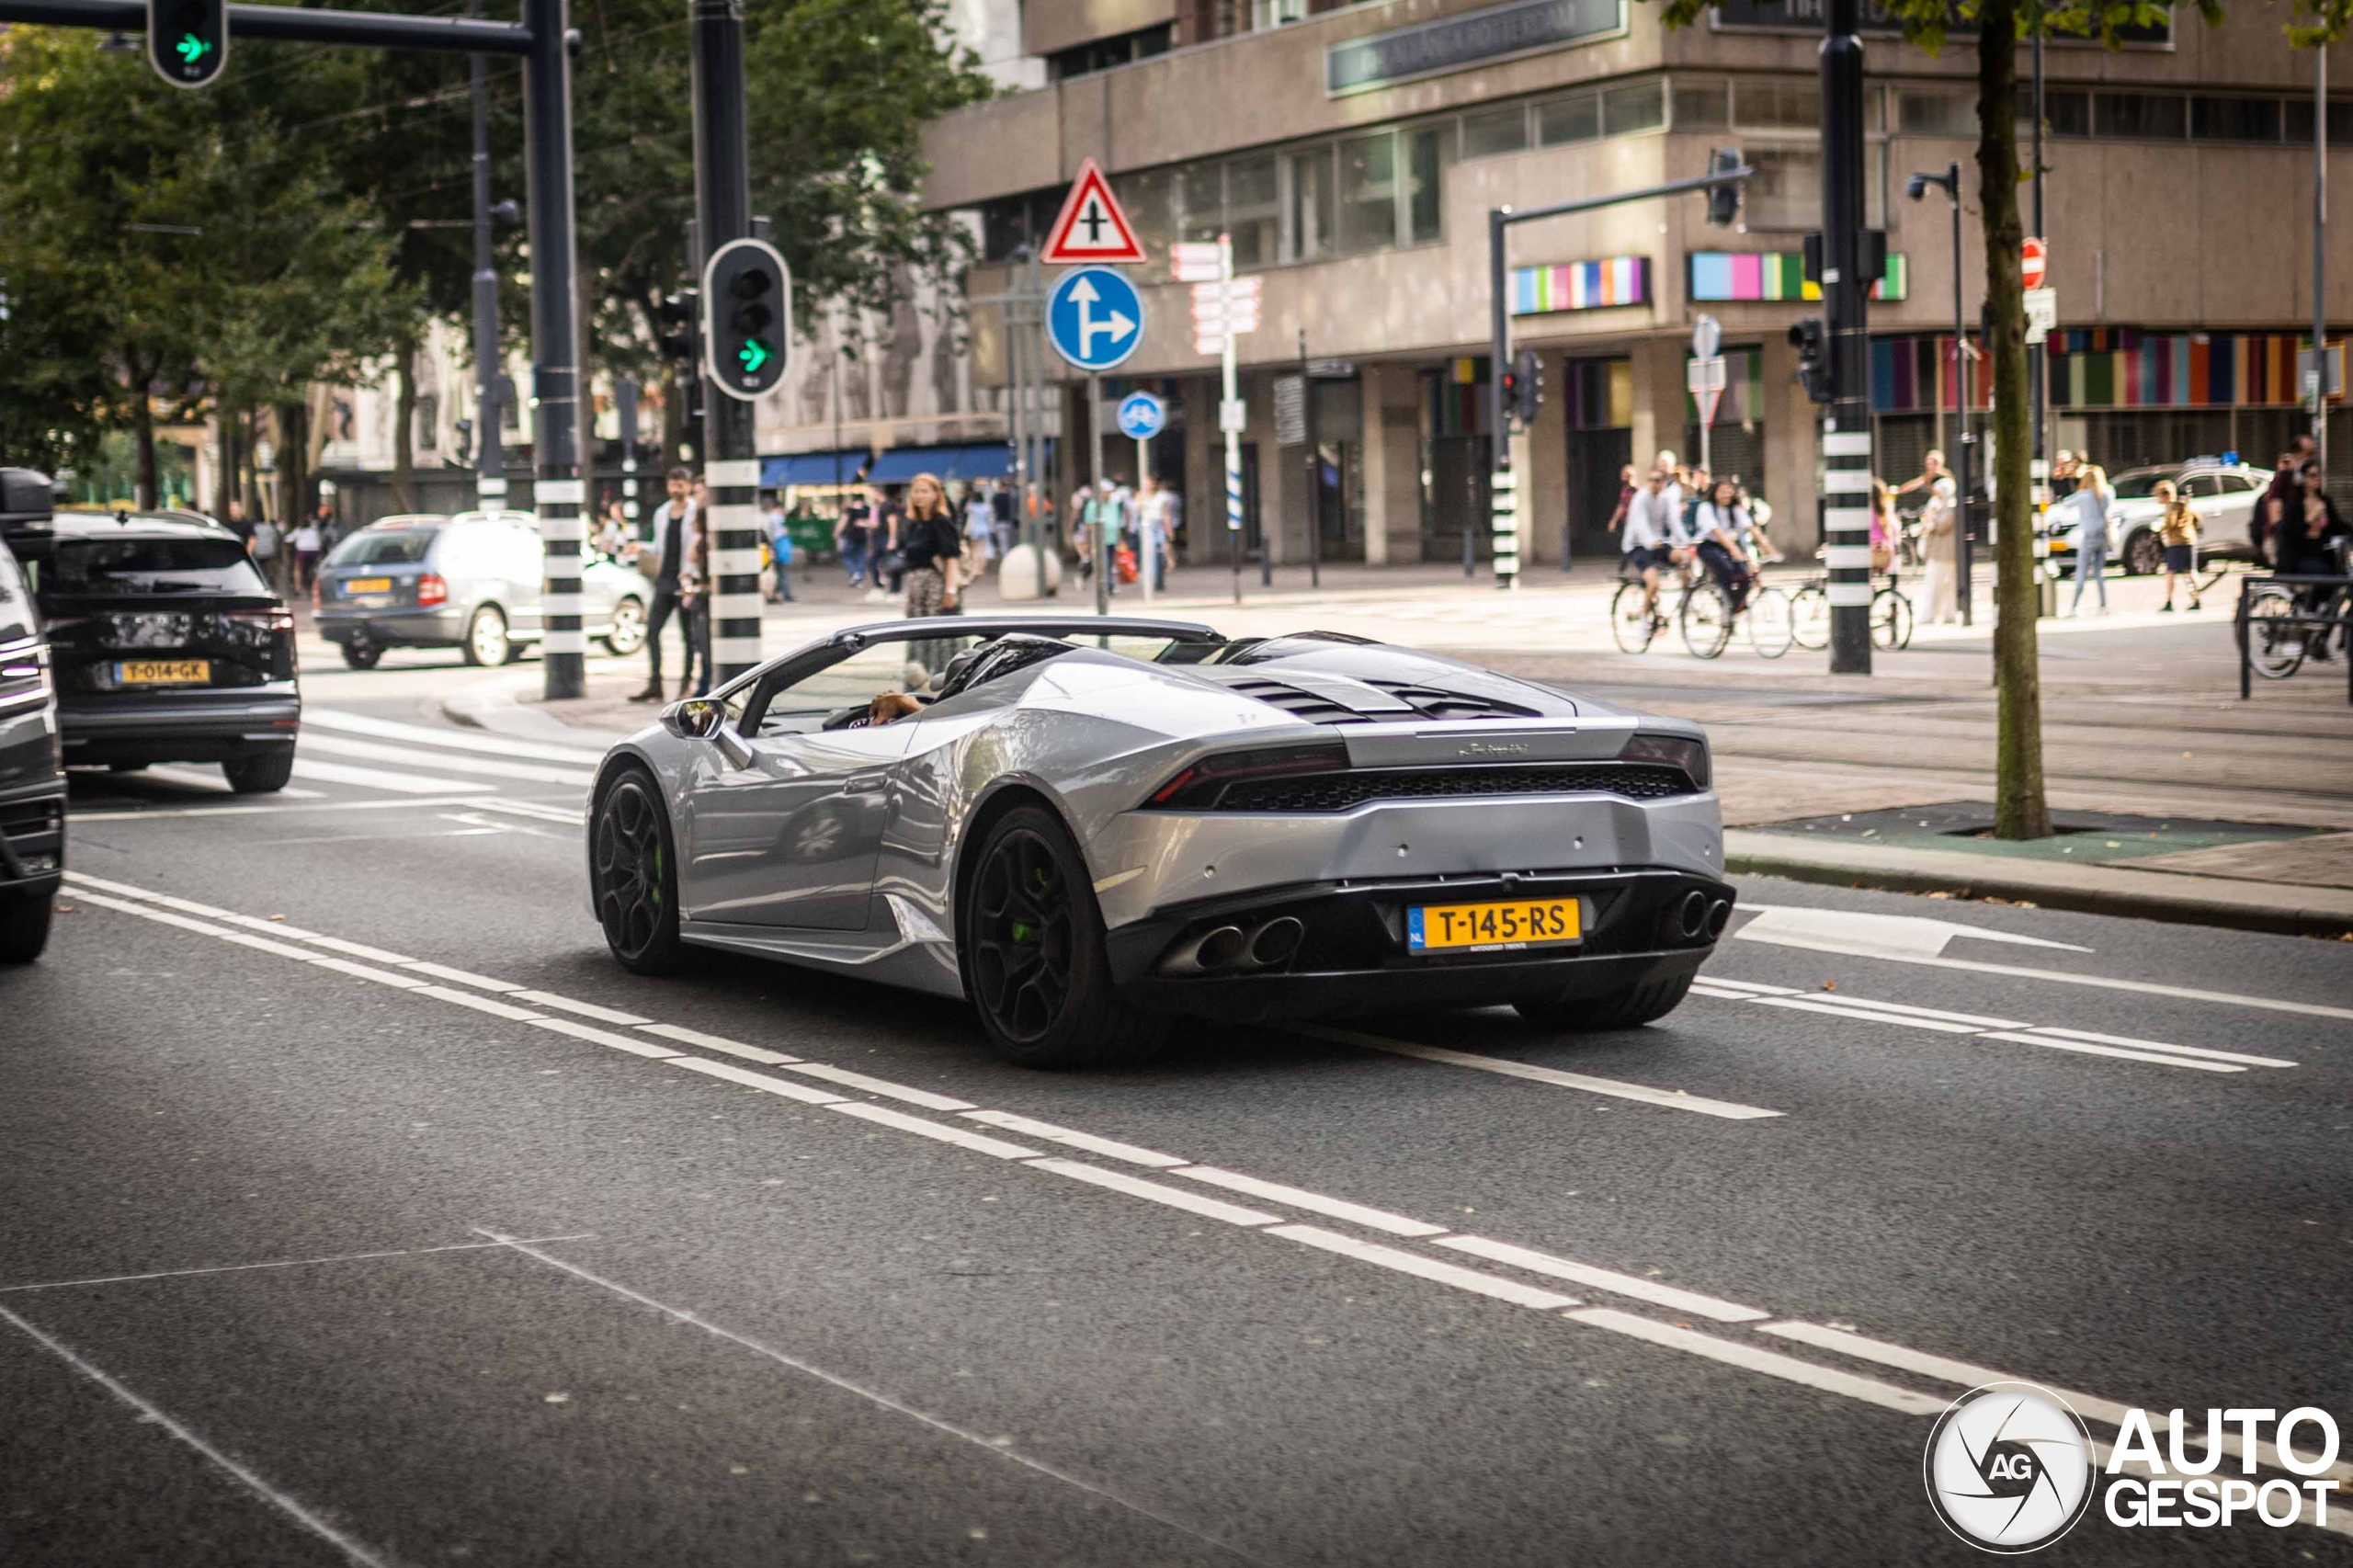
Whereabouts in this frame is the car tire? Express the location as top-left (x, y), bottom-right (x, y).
top-left (0, 889), bottom-right (52, 963)
top-left (462, 606), bottom-right (508, 667)
top-left (2122, 528), bottom-right (2165, 577)
top-left (960, 803), bottom-right (1170, 1069)
top-left (1513, 972), bottom-right (1695, 1032)
top-left (604, 596), bottom-right (647, 657)
top-left (341, 640), bottom-right (383, 670)
top-left (592, 767), bottom-right (686, 974)
top-left (223, 749), bottom-right (296, 795)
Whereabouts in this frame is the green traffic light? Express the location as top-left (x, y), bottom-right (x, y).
top-left (176, 32), bottom-right (210, 63)
top-left (738, 340), bottom-right (772, 376)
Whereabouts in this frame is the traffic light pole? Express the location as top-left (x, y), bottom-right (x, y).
top-left (0, 0), bottom-right (590, 699)
top-left (469, 0), bottom-right (505, 508)
top-left (690, 0), bottom-right (764, 686)
top-left (1483, 162), bottom-right (1753, 590)
top-left (1820, 0), bottom-right (1873, 676)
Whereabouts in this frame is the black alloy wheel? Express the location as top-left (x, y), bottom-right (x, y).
top-left (223, 749), bottom-right (295, 794)
top-left (961, 805), bottom-right (1168, 1068)
top-left (593, 769), bottom-right (683, 972)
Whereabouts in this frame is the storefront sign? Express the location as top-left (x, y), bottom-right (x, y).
top-left (1327, 0), bottom-right (1624, 97)
top-left (1510, 256), bottom-right (1650, 315)
top-left (1704, 0), bottom-right (2168, 46)
top-left (1688, 250), bottom-right (1907, 303)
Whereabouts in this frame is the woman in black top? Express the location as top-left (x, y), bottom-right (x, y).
top-left (898, 474), bottom-right (965, 682)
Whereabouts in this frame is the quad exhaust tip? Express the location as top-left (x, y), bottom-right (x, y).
top-left (1678, 890), bottom-right (1711, 939)
top-left (1705, 898), bottom-right (1732, 938)
top-left (1159, 925), bottom-right (1246, 976)
top-left (1245, 916), bottom-right (1304, 969)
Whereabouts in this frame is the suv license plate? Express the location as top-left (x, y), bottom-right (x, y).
top-left (117, 659), bottom-right (210, 686)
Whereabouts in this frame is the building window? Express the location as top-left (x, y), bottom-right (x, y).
top-left (1407, 126), bottom-right (1448, 244)
top-left (1743, 144), bottom-right (1885, 231)
top-left (1336, 131), bottom-right (1398, 254)
top-left (1538, 90), bottom-right (1601, 145)
top-left (2193, 95), bottom-right (2281, 142)
top-left (1461, 105), bottom-right (1529, 160)
top-left (1229, 155), bottom-right (1280, 269)
top-left (1735, 79), bottom-right (1818, 131)
top-left (1672, 82), bottom-right (1728, 130)
top-left (1898, 89), bottom-right (1972, 137)
top-left (1251, 0), bottom-right (1304, 28)
top-left (1047, 24), bottom-right (1172, 82)
top-left (416, 394), bottom-right (438, 451)
top-left (1286, 147), bottom-right (1334, 261)
top-left (1113, 167), bottom-right (1176, 257)
top-left (2094, 92), bottom-right (2186, 140)
top-left (2044, 90), bottom-right (2091, 138)
top-left (1179, 165), bottom-right (1224, 245)
top-left (1602, 80), bottom-right (1665, 137)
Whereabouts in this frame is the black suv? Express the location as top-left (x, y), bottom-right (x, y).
top-left (0, 470), bottom-right (66, 961)
top-left (13, 504), bottom-right (300, 792)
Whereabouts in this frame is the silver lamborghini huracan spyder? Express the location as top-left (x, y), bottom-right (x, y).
top-left (586, 616), bottom-right (1733, 1067)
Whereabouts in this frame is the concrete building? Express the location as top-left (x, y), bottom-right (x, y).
top-left (893, 0), bottom-right (2350, 569)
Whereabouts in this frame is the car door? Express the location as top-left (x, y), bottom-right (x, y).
top-left (678, 639), bottom-right (935, 930)
top-left (498, 523), bottom-right (545, 634)
top-left (2193, 472), bottom-right (2256, 545)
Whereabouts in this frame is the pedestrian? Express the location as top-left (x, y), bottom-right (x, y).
top-left (898, 472), bottom-right (963, 678)
top-left (1893, 449), bottom-right (1949, 502)
top-left (1137, 473), bottom-right (1176, 591)
top-left (1606, 464), bottom-right (1635, 540)
top-left (592, 497), bottom-right (628, 560)
top-left (871, 485), bottom-right (905, 601)
top-left (628, 467), bottom-right (702, 702)
top-left (2256, 437), bottom-right (2316, 565)
top-left (1869, 479), bottom-right (1898, 574)
top-left (1691, 476), bottom-right (1756, 614)
top-left (222, 498), bottom-right (255, 554)
top-left (836, 487), bottom-right (872, 587)
top-left (2277, 460), bottom-right (2348, 654)
top-left (989, 479), bottom-right (1017, 558)
top-left (961, 481), bottom-right (996, 578)
top-left (252, 512), bottom-right (281, 590)
top-left (762, 492), bottom-right (796, 603)
top-left (289, 511), bottom-right (324, 595)
top-left (2154, 479), bottom-right (2200, 612)
top-left (2064, 462), bottom-right (2112, 616)
top-left (1920, 474), bottom-right (1960, 624)
top-left (1620, 466), bottom-right (1679, 626)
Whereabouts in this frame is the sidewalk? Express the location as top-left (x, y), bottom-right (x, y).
top-left (442, 565), bottom-right (2353, 938)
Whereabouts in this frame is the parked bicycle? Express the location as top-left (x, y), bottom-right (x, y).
top-left (1789, 553), bottom-right (1914, 652)
top-left (2242, 538), bottom-right (2351, 680)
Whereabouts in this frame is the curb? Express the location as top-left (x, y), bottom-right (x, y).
top-left (1724, 831), bottom-right (2353, 939)
top-left (439, 672), bottom-right (631, 749)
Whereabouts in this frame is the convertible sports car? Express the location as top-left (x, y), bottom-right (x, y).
top-left (587, 616), bottom-right (1732, 1067)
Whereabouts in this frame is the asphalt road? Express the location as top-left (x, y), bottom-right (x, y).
top-left (6, 667), bottom-right (2351, 1567)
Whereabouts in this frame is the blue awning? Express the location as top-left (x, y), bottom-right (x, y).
top-left (762, 450), bottom-right (867, 489)
top-left (765, 443), bottom-right (1049, 489)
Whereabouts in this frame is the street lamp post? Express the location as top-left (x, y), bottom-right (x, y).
top-left (1907, 162), bottom-right (1972, 626)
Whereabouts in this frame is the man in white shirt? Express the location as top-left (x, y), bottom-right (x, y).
top-left (1620, 466), bottom-right (1683, 622)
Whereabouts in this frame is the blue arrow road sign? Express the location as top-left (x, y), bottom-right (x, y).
top-left (1046, 267), bottom-right (1144, 373)
top-left (1116, 391), bottom-right (1165, 440)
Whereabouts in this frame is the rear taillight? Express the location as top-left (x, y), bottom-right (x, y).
top-left (0, 635), bottom-right (51, 715)
top-left (416, 573), bottom-right (448, 608)
top-left (1146, 742), bottom-right (1349, 810)
top-left (1618, 732), bottom-right (1711, 790)
top-left (229, 608), bottom-right (296, 635)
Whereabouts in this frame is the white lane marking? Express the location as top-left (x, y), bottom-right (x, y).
top-left (1760, 1321), bottom-right (2353, 1485)
top-left (68, 892), bottom-right (323, 963)
top-left (68, 873), bottom-right (417, 963)
top-left (1688, 983), bottom-right (1756, 1001)
top-left (1435, 1237), bottom-right (1768, 1324)
top-left (1748, 995), bottom-right (1988, 1035)
top-left (1736, 903), bottom-right (2091, 960)
top-left (779, 1062), bottom-right (975, 1112)
top-left (70, 793), bottom-right (504, 823)
top-left (525, 1017), bottom-right (680, 1060)
top-left (300, 732), bottom-right (598, 790)
top-left (0, 1235), bottom-right (595, 1295)
top-left (1780, 994), bottom-right (2027, 1030)
top-left (404, 960), bottom-right (525, 992)
top-left (959, 1111), bottom-right (1187, 1169)
top-left (415, 985), bottom-right (548, 1022)
top-left (303, 706), bottom-right (611, 766)
top-left (139, 764), bottom-right (326, 799)
top-left (1731, 941), bottom-right (2353, 1024)
top-left (0, 1304), bottom-right (399, 1568)
top-left (1174, 1167), bottom-right (1446, 1239)
top-left (1295, 1025), bottom-right (1786, 1120)
top-left (1031, 1160), bottom-right (1282, 1227)
top-left (1691, 976), bottom-right (1800, 995)
top-left (462, 798), bottom-right (587, 826)
top-left (828, 1101), bottom-right (1040, 1159)
top-left (1972, 1030), bottom-right (2244, 1073)
top-left (470, 1230), bottom-right (1276, 1567)
top-left (509, 989), bottom-right (650, 1027)
top-left (308, 956), bottom-right (428, 989)
top-left (1271, 1224), bottom-right (1580, 1311)
top-left (290, 757), bottom-right (501, 795)
top-left (1569, 1309), bottom-right (1947, 1417)
top-left (2018, 1025), bottom-right (2297, 1069)
top-left (638, 1022), bottom-right (796, 1066)
top-left (669, 1056), bottom-right (849, 1107)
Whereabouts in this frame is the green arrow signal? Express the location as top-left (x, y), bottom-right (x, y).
top-left (737, 339), bottom-right (772, 376)
top-left (176, 32), bottom-right (211, 63)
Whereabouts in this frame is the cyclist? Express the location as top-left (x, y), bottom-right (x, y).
top-left (1691, 476), bottom-right (1757, 615)
top-left (1621, 466), bottom-right (1682, 626)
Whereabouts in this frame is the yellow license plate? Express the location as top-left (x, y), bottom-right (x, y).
top-left (345, 577), bottom-right (392, 594)
top-left (1407, 898), bottom-right (1581, 953)
top-left (118, 659), bottom-right (210, 686)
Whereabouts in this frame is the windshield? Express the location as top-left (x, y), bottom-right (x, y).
top-left (48, 537), bottom-right (269, 597)
top-left (2107, 471), bottom-right (2173, 500)
top-left (326, 527), bottom-right (438, 567)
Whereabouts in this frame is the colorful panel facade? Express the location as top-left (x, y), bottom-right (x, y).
top-left (1509, 256), bottom-right (1650, 315)
top-left (1562, 357), bottom-right (1634, 428)
top-left (1870, 330), bottom-right (2313, 412)
top-left (1688, 251), bottom-right (1907, 303)
top-left (1425, 356), bottom-right (1492, 437)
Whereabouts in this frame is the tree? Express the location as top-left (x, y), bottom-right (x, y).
top-left (1652, 0), bottom-right (2348, 839)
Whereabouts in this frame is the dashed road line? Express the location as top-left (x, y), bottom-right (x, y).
top-left (1290, 1023), bottom-right (1786, 1119)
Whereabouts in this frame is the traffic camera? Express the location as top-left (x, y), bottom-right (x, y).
top-left (701, 238), bottom-right (790, 401)
top-left (148, 0), bottom-right (227, 88)
top-left (1705, 147), bottom-right (1744, 227)
top-left (1789, 318), bottom-right (1833, 403)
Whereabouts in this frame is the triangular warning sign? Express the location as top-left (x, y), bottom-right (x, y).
top-left (1040, 158), bottom-right (1146, 266)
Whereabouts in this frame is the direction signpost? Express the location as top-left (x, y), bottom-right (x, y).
top-left (1045, 261), bottom-right (1145, 615)
top-left (1688, 314), bottom-right (1726, 474)
top-left (1175, 237), bottom-right (1256, 604)
top-left (1117, 392), bottom-right (1165, 602)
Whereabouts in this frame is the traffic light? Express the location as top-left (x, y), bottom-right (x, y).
top-left (1789, 318), bottom-right (1833, 403)
top-left (1506, 347), bottom-right (1544, 426)
top-left (1706, 146), bottom-right (1744, 227)
top-left (148, 0), bottom-right (227, 88)
top-left (701, 237), bottom-right (790, 401)
top-left (656, 290), bottom-right (699, 367)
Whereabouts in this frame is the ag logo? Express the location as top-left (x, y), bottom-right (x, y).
top-left (1925, 1382), bottom-right (2096, 1553)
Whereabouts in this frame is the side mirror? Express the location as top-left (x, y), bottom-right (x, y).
top-left (660, 698), bottom-right (724, 739)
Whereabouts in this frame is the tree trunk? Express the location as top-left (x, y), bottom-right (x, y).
top-left (392, 335), bottom-right (418, 513)
top-left (130, 357), bottom-right (158, 510)
top-left (216, 401), bottom-right (242, 519)
top-left (1977, 0), bottom-right (2052, 841)
top-left (276, 399), bottom-right (311, 553)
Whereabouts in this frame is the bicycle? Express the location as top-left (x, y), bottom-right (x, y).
top-left (1789, 562), bottom-right (1914, 652)
top-left (1611, 557), bottom-right (1793, 659)
top-left (2243, 540), bottom-right (2352, 679)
